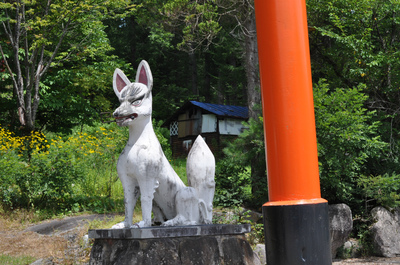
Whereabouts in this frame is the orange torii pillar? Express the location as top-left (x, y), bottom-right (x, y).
top-left (254, 0), bottom-right (332, 264)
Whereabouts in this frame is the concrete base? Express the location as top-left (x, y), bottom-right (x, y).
top-left (88, 224), bottom-right (261, 265)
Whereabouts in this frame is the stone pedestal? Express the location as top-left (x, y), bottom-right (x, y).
top-left (88, 224), bottom-right (260, 265)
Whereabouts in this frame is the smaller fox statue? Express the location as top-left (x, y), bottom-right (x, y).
top-left (112, 60), bottom-right (215, 228)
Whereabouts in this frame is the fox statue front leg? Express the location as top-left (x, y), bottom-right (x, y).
top-left (111, 168), bottom-right (140, 229)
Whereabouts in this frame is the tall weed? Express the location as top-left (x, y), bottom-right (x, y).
top-left (0, 120), bottom-right (175, 215)
top-left (0, 123), bottom-right (124, 212)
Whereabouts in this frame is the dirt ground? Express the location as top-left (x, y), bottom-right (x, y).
top-left (333, 257), bottom-right (400, 264)
top-left (1, 213), bottom-right (400, 265)
top-left (0, 213), bottom-right (118, 264)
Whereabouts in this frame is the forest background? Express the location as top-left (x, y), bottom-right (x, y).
top-left (1, 0), bottom-right (400, 252)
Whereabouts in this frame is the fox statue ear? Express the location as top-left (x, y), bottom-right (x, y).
top-left (135, 60), bottom-right (153, 91)
top-left (113, 68), bottom-right (131, 98)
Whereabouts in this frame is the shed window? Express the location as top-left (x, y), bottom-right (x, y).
top-left (201, 114), bottom-right (217, 133)
top-left (182, 139), bottom-right (192, 151)
top-left (170, 121), bottom-right (178, 136)
top-left (219, 118), bottom-right (244, 135)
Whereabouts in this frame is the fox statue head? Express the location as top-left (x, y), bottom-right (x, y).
top-left (113, 60), bottom-right (153, 126)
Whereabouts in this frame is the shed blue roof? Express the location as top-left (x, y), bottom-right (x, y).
top-left (190, 101), bottom-right (248, 119)
top-left (162, 101), bottom-right (249, 127)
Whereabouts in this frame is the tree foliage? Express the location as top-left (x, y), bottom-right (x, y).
top-left (308, 0), bottom-right (400, 153)
top-left (314, 79), bottom-right (387, 211)
top-left (0, 0), bottom-right (135, 132)
top-left (135, 0), bottom-right (222, 53)
top-left (102, 1), bottom-right (249, 121)
top-left (222, 116), bottom-right (267, 208)
top-left (308, 0), bottom-right (400, 212)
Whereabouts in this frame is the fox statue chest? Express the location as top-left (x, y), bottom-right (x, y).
top-left (119, 139), bottom-right (162, 180)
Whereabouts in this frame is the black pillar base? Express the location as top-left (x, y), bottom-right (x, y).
top-left (263, 202), bottom-right (332, 265)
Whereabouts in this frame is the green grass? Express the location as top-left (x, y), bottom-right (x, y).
top-left (77, 157), bottom-right (186, 215)
top-left (0, 255), bottom-right (36, 265)
top-left (169, 158), bottom-right (187, 185)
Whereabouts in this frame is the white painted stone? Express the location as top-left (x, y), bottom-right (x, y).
top-left (111, 61), bottom-right (215, 228)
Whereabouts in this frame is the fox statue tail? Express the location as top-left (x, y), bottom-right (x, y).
top-left (186, 135), bottom-right (216, 223)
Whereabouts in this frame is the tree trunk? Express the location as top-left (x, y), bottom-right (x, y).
top-left (189, 50), bottom-right (198, 97)
top-left (243, 9), bottom-right (261, 120)
top-left (217, 70), bottom-right (224, 104)
top-left (243, 7), bottom-right (265, 198)
top-left (204, 51), bottom-right (212, 102)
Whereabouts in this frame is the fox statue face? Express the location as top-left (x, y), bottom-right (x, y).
top-left (113, 61), bottom-right (153, 126)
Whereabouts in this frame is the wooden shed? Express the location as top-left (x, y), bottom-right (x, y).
top-left (163, 101), bottom-right (248, 158)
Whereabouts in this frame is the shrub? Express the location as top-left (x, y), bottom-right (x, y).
top-left (314, 79), bottom-right (387, 211)
top-left (0, 150), bottom-right (27, 209)
top-left (358, 173), bottom-right (400, 210)
top-left (20, 140), bottom-right (85, 209)
top-left (222, 117), bottom-right (268, 208)
top-left (153, 119), bottom-right (172, 159)
top-left (214, 159), bottom-right (251, 207)
top-left (0, 120), bottom-right (170, 214)
top-left (0, 123), bottom-right (124, 212)
top-left (0, 127), bottom-right (38, 208)
top-left (69, 122), bottom-right (127, 198)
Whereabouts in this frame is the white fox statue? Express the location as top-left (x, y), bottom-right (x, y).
top-left (111, 60), bottom-right (215, 228)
